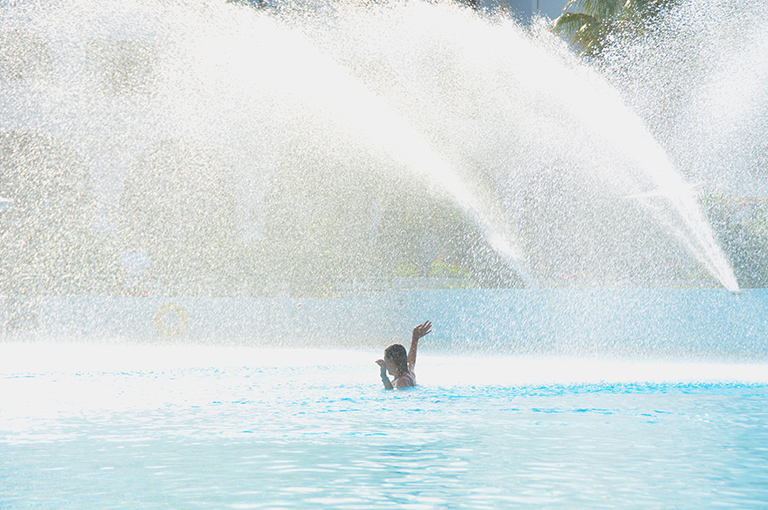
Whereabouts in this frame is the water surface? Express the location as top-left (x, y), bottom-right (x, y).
top-left (2, 344), bottom-right (767, 509)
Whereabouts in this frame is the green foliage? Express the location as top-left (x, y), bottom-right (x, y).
top-left (699, 190), bottom-right (768, 288)
top-left (550, 0), bottom-right (677, 58)
top-left (119, 138), bottom-right (241, 296)
top-left (0, 131), bottom-right (94, 296)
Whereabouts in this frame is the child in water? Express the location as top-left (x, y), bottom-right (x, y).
top-left (376, 320), bottom-right (432, 389)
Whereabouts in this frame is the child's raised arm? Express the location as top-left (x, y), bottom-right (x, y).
top-left (408, 320), bottom-right (432, 372)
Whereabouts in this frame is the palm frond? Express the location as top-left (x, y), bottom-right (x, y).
top-left (550, 0), bottom-right (679, 57)
top-left (560, 0), bottom-right (624, 19)
top-left (550, 12), bottom-right (610, 55)
top-left (550, 12), bottom-right (599, 40)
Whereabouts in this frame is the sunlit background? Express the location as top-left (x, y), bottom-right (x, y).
top-left (1, 0), bottom-right (768, 507)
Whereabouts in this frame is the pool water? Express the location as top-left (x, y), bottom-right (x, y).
top-left (2, 343), bottom-right (767, 509)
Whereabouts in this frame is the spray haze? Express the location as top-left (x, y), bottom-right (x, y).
top-left (0, 0), bottom-right (738, 294)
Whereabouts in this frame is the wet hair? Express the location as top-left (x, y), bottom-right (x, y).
top-left (384, 343), bottom-right (408, 375)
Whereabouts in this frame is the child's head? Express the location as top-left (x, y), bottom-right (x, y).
top-left (384, 343), bottom-right (408, 375)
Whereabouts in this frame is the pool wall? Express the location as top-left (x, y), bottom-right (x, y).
top-left (1, 289), bottom-right (766, 358)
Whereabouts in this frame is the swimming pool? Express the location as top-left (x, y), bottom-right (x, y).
top-left (2, 343), bottom-right (767, 509)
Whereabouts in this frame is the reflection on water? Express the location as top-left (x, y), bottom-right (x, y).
top-left (1, 344), bottom-right (767, 508)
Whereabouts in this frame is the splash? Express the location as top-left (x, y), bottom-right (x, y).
top-left (0, 0), bottom-right (738, 294)
top-left (600, 0), bottom-right (768, 289)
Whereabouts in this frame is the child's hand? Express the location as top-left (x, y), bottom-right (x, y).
top-left (375, 359), bottom-right (386, 368)
top-left (413, 320), bottom-right (432, 339)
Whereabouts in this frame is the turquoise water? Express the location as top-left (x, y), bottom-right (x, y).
top-left (2, 344), bottom-right (767, 509)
